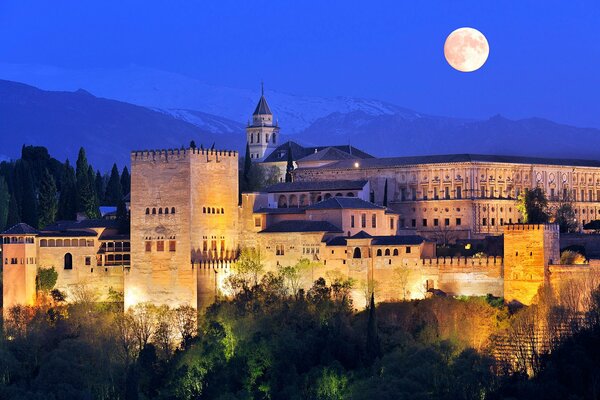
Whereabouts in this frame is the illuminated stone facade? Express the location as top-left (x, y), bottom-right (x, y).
top-left (292, 155), bottom-right (600, 239)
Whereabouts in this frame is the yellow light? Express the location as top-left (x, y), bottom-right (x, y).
top-left (465, 244), bottom-right (471, 250)
top-left (354, 162), bottom-right (359, 168)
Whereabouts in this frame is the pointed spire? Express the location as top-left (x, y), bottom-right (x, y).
top-left (261, 80), bottom-right (264, 96)
top-left (253, 81), bottom-right (272, 115)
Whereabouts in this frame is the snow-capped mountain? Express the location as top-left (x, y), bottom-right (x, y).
top-left (0, 63), bottom-right (421, 134)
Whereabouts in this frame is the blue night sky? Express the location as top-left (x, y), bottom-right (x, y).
top-left (1, 0), bottom-right (599, 127)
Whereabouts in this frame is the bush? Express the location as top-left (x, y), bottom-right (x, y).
top-left (36, 267), bottom-right (58, 292)
top-left (559, 250), bottom-right (586, 265)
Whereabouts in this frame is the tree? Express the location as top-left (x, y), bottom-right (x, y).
top-left (0, 176), bottom-right (9, 230)
top-left (36, 266), bottom-right (58, 293)
top-left (14, 159), bottom-right (38, 227)
top-left (75, 148), bottom-right (100, 218)
top-left (230, 247), bottom-right (264, 288)
top-left (517, 187), bottom-right (550, 224)
top-left (57, 159), bottom-right (78, 220)
top-left (117, 199), bottom-right (130, 233)
top-left (190, 140), bottom-right (197, 149)
top-left (105, 163), bottom-right (123, 206)
top-left (121, 166), bottom-right (131, 196)
top-left (555, 201), bottom-right (577, 233)
top-left (95, 170), bottom-right (105, 205)
top-left (243, 142), bottom-right (252, 189)
top-left (38, 169), bottom-right (58, 228)
top-left (6, 191), bottom-right (20, 227)
top-left (278, 258), bottom-right (312, 298)
top-left (383, 178), bottom-right (388, 207)
top-left (285, 142), bottom-right (294, 183)
top-left (365, 292), bottom-right (381, 363)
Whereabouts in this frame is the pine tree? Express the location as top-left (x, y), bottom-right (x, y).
top-left (285, 142), bottom-right (294, 183)
top-left (0, 177), bottom-right (9, 231)
top-left (383, 179), bottom-right (388, 207)
top-left (366, 292), bottom-right (381, 363)
top-left (14, 159), bottom-right (38, 227)
top-left (38, 169), bottom-right (58, 228)
top-left (6, 191), bottom-right (20, 228)
top-left (120, 166), bottom-right (131, 196)
top-left (58, 160), bottom-right (78, 220)
top-left (105, 163), bottom-right (123, 206)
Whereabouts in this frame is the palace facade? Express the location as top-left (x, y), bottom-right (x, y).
top-left (3, 92), bottom-right (600, 316)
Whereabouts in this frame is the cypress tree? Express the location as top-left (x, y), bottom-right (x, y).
top-left (366, 292), bottom-right (381, 363)
top-left (0, 177), bottom-right (9, 231)
top-left (38, 169), bottom-right (58, 228)
top-left (116, 199), bottom-right (130, 234)
top-left (95, 170), bottom-right (105, 205)
top-left (75, 148), bottom-right (99, 218)
top-left (58, 160), bottom-right (77, 221)
top-left (105, 163), bottom-right (123, 206)
top-left (6, 191), bottom-right (20, 228)
top-left (14, 159), bottom-right (38, 227)
top-left (243, 142), bottom-right (252, 182)
top-left (190, 140), bottom-right (197, 149)
top-left (383, 179), bottom-right (388, 207)
top-left (120, 166), bottom-right (131, 196)
top-left (285, 142), bottom-right (294, 183)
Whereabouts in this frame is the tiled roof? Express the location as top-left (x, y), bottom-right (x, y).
top-left (38, 230), bottom-right (97, 238)
top-left (44, 219), bottom-right (118, 230)
top-left (297, 147), bottom-right (359, 162)
top-left (99, 229), bottom-right (130, 241)
top-left (265, 180), bottom-right (368, 193)
top-left (254, 207), bottom-right (306, 214)
top-left (262, 141), bottom-right (373, 163)
top-left (306, 153), bottom-right (600, 170)
top-left (1, 223), bottom-right (39, 235)
top-left (307, 197), bottom-right (385, 210)
top-left (326, 234), bottom-right (428, 246)
top-left (259, 220), bottom-right (342, 233)
top-left (253, 95), bottom-right (272, 115)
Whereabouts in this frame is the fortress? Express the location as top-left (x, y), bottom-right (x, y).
top-left (3, 92), bottom-right (600, 315)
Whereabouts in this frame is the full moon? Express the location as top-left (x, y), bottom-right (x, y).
top-left (444, 27), bottom-right (489, 72)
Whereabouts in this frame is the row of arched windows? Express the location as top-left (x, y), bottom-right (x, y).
top-left (376, 248), bottom-right (400, 257)
top-left (145, 207), bottom-right (176, 215)
top-left (203, 207), bottom-right (225, 214)
top-left (40, 238), bottom-right (94, 247)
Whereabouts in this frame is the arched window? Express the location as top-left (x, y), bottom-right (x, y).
top-left (376, 249), bottom-right (382, 256)
top-left (64, 253), bottom-right (73, 270)
top-left (289, 195), bottom-right (298, 207)
top-left (48, 239), bottom-right (55, 247)
top-left (40, 239), bottom-right (48, 247)
top-left (203, 207), bottom-right (206, 213)
top-left (278, 195), bottom-right (287, 208)
top-left (385, 248), bottom-right (391, 256)
top-left (299, 194), bottom-right (308, 206)
top-left (63, 239), bottom-right (70, 246)
top-left (171, 207), bottom-right (175, 214)
top-left (145, 208), bottom-right (150, 215)
top-left (353, 247), bottom-right (361, 259)
top-left (216, 208), bottom-right (220, 214)
top-left (347, 192), bottom-right (355, 197)
top-left (207, 207), bottom-right (211, 214)
top-left (324, 193), bottom-right (332, 200)
top-left (165, 207), bottom-right (169, 214)
top-left (250, 133), bottom-right (254, 143)
top-left (79, 239), bottom-right (86, 247)
top-left (56, 239), bottom-right (63, 247)
top-left (393, 249), bottom-right (399, 256)
top-left (158, 208), bottom-right (163, 214)
top-left (152, 208), bottom-right (156, 215)
top-left (335, 193), bottom-right (343, 197)
top-left (221, 208), bottom-right (224, 214)
top-left (317, 195), bottom-right (322, 202)
top-left (212, 207), bottom-right (215, 214)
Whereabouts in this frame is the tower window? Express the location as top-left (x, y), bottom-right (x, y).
top-left (145, 208), bottom-right (150, 215)
top-left (152, 208), bottom-right (156, 215)
top-left (169, 241), bottom-right (176, 252)
top-left (145, 241), bottom-right (152, 252)
top-left (171, 207), bottom-right (176, 214)
top-left (157, 241), bottom-right (164, 252)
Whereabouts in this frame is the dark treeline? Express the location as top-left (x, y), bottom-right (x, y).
top-left (0, 145), bottom-right (130, 230)
top-left (2, 270), bottom-right (600, 399)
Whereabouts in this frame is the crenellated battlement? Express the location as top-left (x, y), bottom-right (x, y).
top-left (422, 256), bottom-right (503, 267)
top-left (131, 148), bottom-right (238, 163)
top-left (503, 223), bottom-right (559, 232)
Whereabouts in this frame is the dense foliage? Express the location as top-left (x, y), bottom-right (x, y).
top-left (0, 146), bottom-right (131, 231)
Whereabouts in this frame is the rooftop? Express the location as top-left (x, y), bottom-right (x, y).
top-left (264, 180), bottom-right (368, 193)
top-left (297, 146), bottom-right (362, 163)
top-left (302, 153), bottom-right (600, 170)
top-left (259, 220), bottom-right (343, 233)
top-left (254, 207), bottom-right (306, 214)
top-left (262, 141), bottom-right (373, 163)
top-left (307, 197), bottom-right (385, 210)
top-left (1, 223), bottom-right (39, 235)
top-left (253, 95), bottom-right (272, 115)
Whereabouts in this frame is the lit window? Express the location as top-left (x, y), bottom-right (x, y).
top-left (157, 241), bottom-right (164, 251)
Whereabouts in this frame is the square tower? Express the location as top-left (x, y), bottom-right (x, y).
top-left (503, 223), bottom-right (560, 305)
top-left (127, 148), bottom-right (239, 310)
top-left (246, 87), bottom-right (280, 161)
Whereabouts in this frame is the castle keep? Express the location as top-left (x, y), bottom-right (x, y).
top-left (3, 91), bottom-right (600, 315)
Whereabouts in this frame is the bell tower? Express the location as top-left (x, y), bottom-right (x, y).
top-left (246, 83), bottom-right (280, 162)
